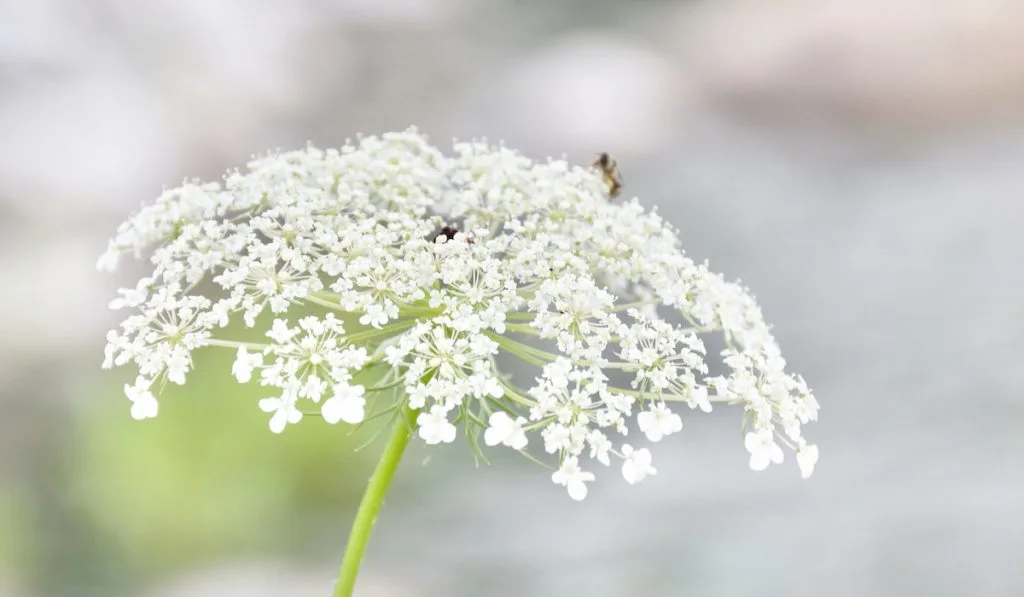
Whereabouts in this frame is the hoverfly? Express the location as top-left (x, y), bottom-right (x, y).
top-left (592, 152), bottom-right (622, 198)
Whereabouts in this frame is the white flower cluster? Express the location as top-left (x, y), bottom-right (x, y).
top-left (100, 129), bottom-right (819, 499)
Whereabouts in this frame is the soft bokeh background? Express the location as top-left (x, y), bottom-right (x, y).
top-left (2, 0), bottom-right (1023, 595)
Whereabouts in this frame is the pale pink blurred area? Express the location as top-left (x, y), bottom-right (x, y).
top-left (2, 1), bottom-right (1023, 596)
top-left (661, 0), bottom-right (1024, 134)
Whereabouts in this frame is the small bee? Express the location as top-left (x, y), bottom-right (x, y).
top-left (592, 152), bottom-right (623, 198)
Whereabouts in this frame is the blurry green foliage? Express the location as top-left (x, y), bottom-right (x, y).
top-left (69, 317), bottom-right (388, 584)
top-left (0, 490), bottom-right (26, 575)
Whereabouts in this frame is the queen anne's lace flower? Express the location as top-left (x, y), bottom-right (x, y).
top-left (100, 128), bottom-right (819, 500)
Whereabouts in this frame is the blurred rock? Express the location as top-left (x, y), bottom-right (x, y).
top-left (662, 0), bottom-right (1024, 135)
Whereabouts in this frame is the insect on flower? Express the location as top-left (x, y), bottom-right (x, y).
top-left (435, 225), bottom-right (473, 244)
top-left (592, 152), bottom-right (623, 198)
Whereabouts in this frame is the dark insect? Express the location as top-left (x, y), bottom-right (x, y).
top-left (435, 225), bottom-right (474, 244)
top-left (437, 225), bottom-right (460, 241)
top-left (592, 152), bottom-right (623, 198)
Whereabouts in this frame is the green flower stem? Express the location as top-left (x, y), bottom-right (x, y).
top-left (332, 405), bottom-right (418, 597)
top-left (202, 338), bottom-right (270, 351)
top-left (607, 299), bottom-right (661, 312)
top-left (608, 386), bottom-right (739, 405)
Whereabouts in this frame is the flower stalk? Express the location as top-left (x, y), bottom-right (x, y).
top-left (333, 405), bottom-right (418, 597)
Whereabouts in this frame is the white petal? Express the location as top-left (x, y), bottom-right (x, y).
top-left (268, 410), bottom-right (288, 433)
top-left (797, 445), bottom-right (819, 479)
top-left (622, 462), bottom-right (639, 484)
top-left (622, 447), bottom-right (655, 484)
top-left (340, 399), bottom-right (365, 424)
top-left (749, 452), bottom-right (770, 471)
top-left (483, 426), bottom-right (504, 447)
top-left (567, 480), bottom-right (588, 501)
top-left (96, 249), bottom-right (120, 272)
top-left (232, 347), bottom-right (260, 383)
top-left (744, 430), bottom-right (766, 453)
top-left (506, 429), bottom-right (528, 450)
top-left (130, 396), bottom-right (158, 420)
top-left (322, 394), bottom-right (365, 425)
top-left (321, 399), bottom-right (342, 424)
top-left (665, 413), bottom-right (683, 434)
top-left (484, 412), bottom-right (511, 446)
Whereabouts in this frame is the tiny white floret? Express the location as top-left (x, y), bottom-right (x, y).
top-left (621, 444), bottom-right (656, 484)
top-left (231, 347), bottom-right (263, 383)
top-left (417, 406), bottom-right (457, 445)
top-left (797, 444), bottom-right (819, 479)
top-left (259, 395), bottom-right (302, 434)
top-left (552, 457), bottom-right (596, 501)
top-left (321, 384), bottom-right (367, 425)
top-left (484, 411), bottom-right (528, 450)
top-left (125, 377), bottom-right (158, 420)
top-left (744, 429), bottom-right (784, 471)
top-left (637, 403), bottom-right (683, 442)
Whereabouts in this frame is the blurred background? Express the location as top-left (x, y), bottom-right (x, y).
top-left (2, 0), bottom-right (1023, 595)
